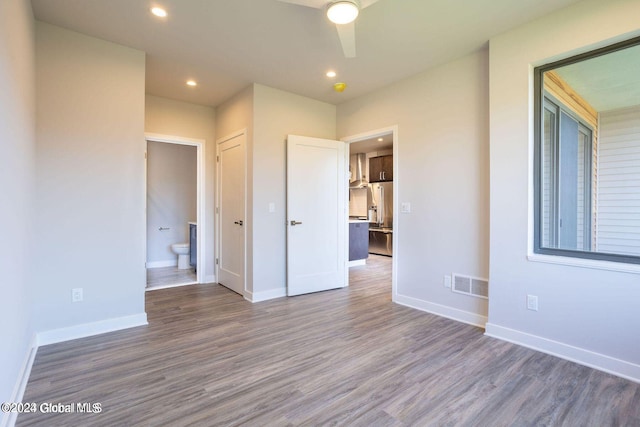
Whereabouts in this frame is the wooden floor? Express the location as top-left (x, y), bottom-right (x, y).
top-left (19, 255), bottom-right (640, 426)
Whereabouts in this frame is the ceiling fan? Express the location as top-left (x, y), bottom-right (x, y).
top-left (278, 0), bottom-right (380, 58)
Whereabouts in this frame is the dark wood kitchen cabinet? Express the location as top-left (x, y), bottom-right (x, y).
top-left (369, 155), bottom-right (393, 182)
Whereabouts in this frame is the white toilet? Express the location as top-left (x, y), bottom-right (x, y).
top-left (171, 243), bottom-right (190, 269)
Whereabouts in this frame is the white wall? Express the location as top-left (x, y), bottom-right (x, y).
top-left (337, 51), bottom-right (490, 325)
top-left (146, 142), bottom-right (197, 266)
top-left (252, 84), bottom-right (336, 299)
top-left (33, 22), bottom-right (146, 332)
top-left (487, 0), bottom-right (640, 380)
top-left (145, 95), bottom-right (215, 278)
top-left (0, 0), bottom-right (35, 417)
top-left (349, 187), bottom-right (368, 217)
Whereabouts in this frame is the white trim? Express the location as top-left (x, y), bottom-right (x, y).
top-left (36, 313), bottom-right (148, 347)
top-left (244, 287), bottom-right (287, 303)
top-left (2, 335), bottom-right (38, 427)
top-left (145, 133), bottom-right (207, 286)
top-left (145, 133), bottom-right (204, 145)
top-left (145, 282), bottom-right (196, 292)
top-left (485, 323), bottom-right (640, 383)
top-left (527, 253), bottom-right (640, 274)
top-left (216, 128), bottom-right (246, 144)
top-left (146, 260), bottom-right (177, 269)
top-left (395, 293), bottom-right (488, 328)
top-left (348, 259), bottom-right (367, 267)
top-left (341, 125), bottom-right (399, 301)
top-left (204, 274), bottom-right (216, 284)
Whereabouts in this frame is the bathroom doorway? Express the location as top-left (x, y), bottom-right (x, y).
top-left (145, 133), bottom-right (205, 290)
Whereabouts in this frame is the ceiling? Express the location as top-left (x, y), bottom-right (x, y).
top-left (31, 0), bottom-right (583, 107)
top-left (349, 132), bottom-right (393, 154)
top-left (554, 43), bottom-right (640, 112)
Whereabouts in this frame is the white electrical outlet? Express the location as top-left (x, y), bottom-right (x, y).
top-left (444, 275), bottom-right (452, 288)
top-left (527, 294), bottom-right (538, 311)
top-left (401, 202), bottom-right (411, 213)
top-left (72, 288), bottom-right (83, 303)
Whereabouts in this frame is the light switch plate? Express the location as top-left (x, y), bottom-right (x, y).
top-left (268, 202), bottom-right (275, 213)
top-left (527, 294), bottom-right (538, 311)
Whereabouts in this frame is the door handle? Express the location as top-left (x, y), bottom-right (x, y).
top-left (382, 171), bottom-right (386, 180)
top-left (290, 220), bottom-right (302, 226)
top-left (379, 171), bottom-right (382, 181)
top-left (234, 220), bottom-right (244, 226)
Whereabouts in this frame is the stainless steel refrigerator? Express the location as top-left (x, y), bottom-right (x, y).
top-left (367, 182), bottom-right (393, 256)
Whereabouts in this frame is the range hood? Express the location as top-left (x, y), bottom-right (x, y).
top-left (349, 153), bottom-right (368, 188)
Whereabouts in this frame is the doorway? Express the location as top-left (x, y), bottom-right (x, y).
top-left (216, 130), bottom-right (246, 296)
top-left (145, 133), bottom-right (206, 290)
top-left (343, 126), bottom-right (398, 301)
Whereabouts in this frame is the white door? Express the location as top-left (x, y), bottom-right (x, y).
top-left (287, 135), bottom-right (348, 296)
top-left (217, 132), bottom-right (245, 295)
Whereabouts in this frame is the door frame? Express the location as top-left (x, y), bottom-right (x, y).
top-left (145, 132), bottom-right (206, 285)
top-left (216, 129), bottom-right (247, 297)
top-left (341, 125), bottom-right (399, 301)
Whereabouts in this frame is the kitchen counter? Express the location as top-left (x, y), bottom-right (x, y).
top-left (349, 216), bottom-right (369, 224)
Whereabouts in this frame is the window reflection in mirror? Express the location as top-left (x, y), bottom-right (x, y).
top-left (535, 39), bottom-right (640, 263)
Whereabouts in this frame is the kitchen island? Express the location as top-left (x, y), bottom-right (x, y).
top-left (348, 218), bottom-right (369, 266)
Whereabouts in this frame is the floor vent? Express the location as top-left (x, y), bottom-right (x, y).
top-left (452, 274), bottom-right (488, 299)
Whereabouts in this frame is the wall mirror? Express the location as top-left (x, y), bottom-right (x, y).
top-left (534, 37), bottom-right (640, 264)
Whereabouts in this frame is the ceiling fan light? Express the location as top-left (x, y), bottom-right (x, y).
top-left (327, 1), bottom-right (359, 25)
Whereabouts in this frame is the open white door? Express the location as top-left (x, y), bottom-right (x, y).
top-left (287, 135), bottom-right (348, 296)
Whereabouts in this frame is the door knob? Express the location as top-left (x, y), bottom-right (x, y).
top-left (290, 220), bottom-right (302, 226)
top-left (234, 220), bottom-right (244, 226)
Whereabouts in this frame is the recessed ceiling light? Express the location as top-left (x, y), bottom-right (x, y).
top-left (151, 7), bottom-right (167, 18)
top-left (326, 71), bottom-right (337, 78)
top-left (327, 1), bottom-right (359, 25)
top-left (378, 138), bottom-right (383, 142)
top-left (186, 80), bottom-right (197, 87)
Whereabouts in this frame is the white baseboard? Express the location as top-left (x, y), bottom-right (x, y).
top-left (36, 313), bottom-right (148, 347)
top-left (204, 274), bottom-right (216, 284)
top-left (1, 335), bottom-right (38, 427)
top-left (394, 294), bottom-right (488, 328)
top-left (244, 287), bottom-right (287, 303)
top-left (146, 260), bottom-right (177, 269)
top-left (485, 323), bottom-right (640, 383)
top-left (146, 282), bottom-right (196, 292)
top-left (348, 259), bottom-right (367, 267)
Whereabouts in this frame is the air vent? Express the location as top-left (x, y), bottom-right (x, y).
top-left (452, 273), bottom-right (488, 299)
